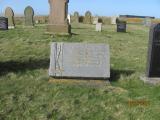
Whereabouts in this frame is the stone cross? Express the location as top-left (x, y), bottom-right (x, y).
top-left (24, 6), bottom-right (34, 27)
top-left (47, 0), bottom-right (71, 34)
top-left (5, 7), bottom-right (15, 29)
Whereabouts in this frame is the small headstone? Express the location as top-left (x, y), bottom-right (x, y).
top-left (72, 11), bottom-right (79, 23)
top-left (111, 16), bottom-right (117, 25)
top-left (49, 43), bottom-right (110, 79)
top-left (35, 20), bottom-right (39, 24)
top-left (116, 20), bottom-right (126, 32)
top-left (5, 7), bottom-right (15, 29)
top-left (144, 18), bottom-right (152, 27)
top-left (93, 17), bottom-right (98, 25)
top-left (47, 0), bottom-right (71, 34)
top-left (84, 11), bottom-right (92, 24)
top-left (0, 17), bottom-right (8, 30)
top-left (96, 23), bottom-right (102, 32)
top-left (24, 6), bottom-right (34, 27)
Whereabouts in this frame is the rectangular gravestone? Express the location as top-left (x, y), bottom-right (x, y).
top-left (117, 21), bottom-right (126, 32)
top-left (147, 23), bottom-right (160, 78)
top-left (0, 17), bottom-right (8, 30)
top-left (49, 43), bottom-right (110, 79)
top-left (96, 23), bottom-right (102, 32)
top-left (93, 17), bottom-right (98, 24)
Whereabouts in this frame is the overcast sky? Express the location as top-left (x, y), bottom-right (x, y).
top-left (0, 0), bottom-right (160, 18)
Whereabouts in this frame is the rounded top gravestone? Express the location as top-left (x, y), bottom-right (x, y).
top-left (74, 12), bottom-right (79, 17)
top-left (24, 6), bottom-right (34, 26)
top-left (5, 7), bottom-right (15, 28)
top-left (84, 11), bottom-right (92, 24)
top-left (85, 11), bottom-right (92, 17)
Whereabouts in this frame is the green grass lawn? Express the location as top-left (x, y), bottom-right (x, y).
top-left (0, 23), bottom-right (160, 120)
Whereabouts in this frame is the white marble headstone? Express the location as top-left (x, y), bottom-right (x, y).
top-left (96, 23), bottom-right (102, 32)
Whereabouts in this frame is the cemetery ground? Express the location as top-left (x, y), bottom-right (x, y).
top-left (0, 23), bottom-right (160, 120)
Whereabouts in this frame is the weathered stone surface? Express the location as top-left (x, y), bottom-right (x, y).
top-left (116, 20), bottom-right (126, 32)
top-left (146, 23), bottom-right (160, 78)
top-left (49, 43), bottom-right (110, 79)
top-left (24, 6), bottom-right (34, 27)
top-left (5, 7), bottom-right (15, 29)
top-left (93, 17), bottom-right (98, 24)
top-left (72, 11), bottom-right (79, 23)
top-left (96, 23), bottom-right (102, 32)
top-left (84, 11), bottom-right (92, 24)
top-left (47, 0), bottom-right (71, 34)
top-left (111, 16), bottom-right (117, 25)
top-left (0, 17), bottom-right (8, 30)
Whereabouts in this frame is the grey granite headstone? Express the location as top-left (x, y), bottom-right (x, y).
top-left (116, 20), bottom-right (126, 32)
top-left (96, 23), bottom-right (102, 32)
top-left (49, 43), bottom-right (110, 79)
top-left (24, 6), bottom-right (34, 27)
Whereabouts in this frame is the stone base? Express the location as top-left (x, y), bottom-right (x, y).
top-left (46, 24), bottom-right (71, 35)
top-left (8, 26), bottom-right (15, 29)
top-left (140, 75), bottom-right (160, 85)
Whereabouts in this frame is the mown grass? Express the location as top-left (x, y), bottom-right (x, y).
top-left (0, 23), bottom-right (160, 120)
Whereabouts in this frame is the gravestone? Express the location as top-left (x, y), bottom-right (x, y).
top-left (96, 23), bottom-right (102, 32)
top-left (93, 17), bottom-right (98, 25)
top-left (0, 17), bottom-right (8, 30)
top-left (24, 6), bottom-right (34, 27)
top-left (84, 11), bottom-right (92, 24)
top-left (144, 18), bottom-right (152, 27)
top-left (47, 0), bottom-right (71, 34)
top-left (72, 11), bottom-right (79, 23)
top-left (140, 23), bottom-right (160, 85)
top-left (116, 20), bottom-right (126, 32)
top-left (5, 7), bottom-right (15, 29)
top-left (49, 43), bottom-right (110, 79)
top-left (111, 16), bottom-right (117, 25)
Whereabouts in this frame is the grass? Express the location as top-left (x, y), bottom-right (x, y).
top-left (0, 23), bottom-right (160, 120)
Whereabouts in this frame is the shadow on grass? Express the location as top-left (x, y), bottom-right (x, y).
top-left (110, 69), bottom-right (135, 81)
top-left (0, 58), bottom-right (49, 76)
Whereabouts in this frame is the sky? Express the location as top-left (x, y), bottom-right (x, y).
top-left (0, 0), bottom-right (160, 18)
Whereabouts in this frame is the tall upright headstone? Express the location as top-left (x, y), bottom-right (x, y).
top-left (140, 23), bottom-right (160, 85)
top-left (93, 17), bottom-right (98, 25)
top-left (84, 11), bottom-right (92, 24)
top-left (24, 6), bottom-right (34, 27)
top-left (47, 0), bottom-right (71, 34)
top-left (72, 11), bottom-right (79, 23)
top-left (147, 23), bottom-right (160, 78)
top-left (116, 19), bottom-right (126, 32)
top-left (5, 7), bottom-right (15, 29)
top-left (96, 23), bottom-right (102, 32)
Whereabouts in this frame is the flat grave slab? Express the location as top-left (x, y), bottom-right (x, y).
top-left (49, 43), bottom-right (110, 79)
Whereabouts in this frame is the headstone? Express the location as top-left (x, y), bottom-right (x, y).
top-left (144, 18), bottom-right (152, 27)
top-left (147, 23), bottom-right (160, 78)
top-left (72, 11), bottom-right (79, 23)
top-left (5, 7), bottom-right (15, 29)
top-left (67, 14), bottom-right (71, 24)
top-left (93, 17), bottom-right (98, 24)
top-left (116, 20), bottom-right (126, 32)
top-left (84, 11), bottom-right (92, 24)
top-left (35, 20), bottom-right (39, 24)
top-left (0, 17), bottom-right (8, 30)
top-left (96, 23), bottom-right (102, 32)
top-left (111, 16), bottom-right (117, 25)
top-left (49, 43), bottom-right (110, 79)
top-left (47, 0), bottom-right (71, 34)
top-left (24, 6), bottom-right (34, 27)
